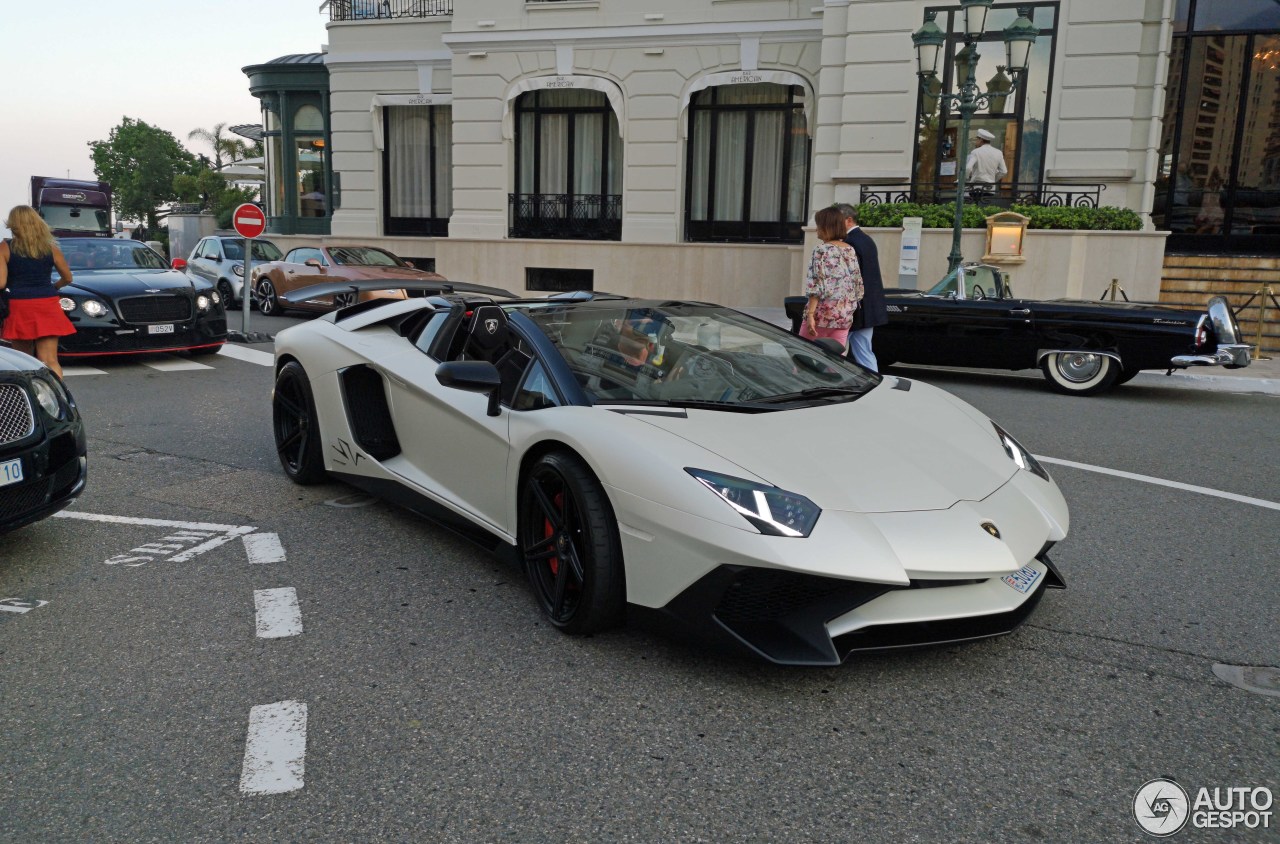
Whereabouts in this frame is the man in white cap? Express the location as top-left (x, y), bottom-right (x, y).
top-left (966, 128), bottom-right (1007, 188)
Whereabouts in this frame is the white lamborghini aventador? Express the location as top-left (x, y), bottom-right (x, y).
top-left (271, 281), bottom-right (1069, 665)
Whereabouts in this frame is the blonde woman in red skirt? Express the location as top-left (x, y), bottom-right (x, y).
top-left (0, 205), bottom-right (76, 378)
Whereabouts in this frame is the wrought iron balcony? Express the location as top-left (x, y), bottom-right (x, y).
top-left (861, 181), bottom-right (1105, 208)
top-left (508, 193), bottom-right (622, 241)
top-left (328, 0), bottom-right (452, 21)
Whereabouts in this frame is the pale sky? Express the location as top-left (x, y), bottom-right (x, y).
top-left (0, 0), bottom-right (330, 232)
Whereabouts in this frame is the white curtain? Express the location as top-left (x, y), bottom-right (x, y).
top-left (388, 106), bottom-right (452, 219)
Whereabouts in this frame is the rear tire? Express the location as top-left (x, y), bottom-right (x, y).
top-left (519, 451), bottom-right (625, 635)
top-left (1040, 352), bottom-right (1119, 396)
top-left (258, 279), bottom-right (283, 317)
top-left (1115, 367), bottom-right (1142, 385)
top-left (273, 361), bottom-right (327, 484)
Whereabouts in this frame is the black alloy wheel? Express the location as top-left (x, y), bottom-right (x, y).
top-left (273, 361), bottom-right (326, 484)
top-left (258, 279), bottom-right (282, 316)
top-left (217, 280), bottom-right (236, 311)
top-left (519, 451), bottom-right (625, 634)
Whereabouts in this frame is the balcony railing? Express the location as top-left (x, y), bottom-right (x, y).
top-left (860, 182), bottom-right (1105, 208)
top-left (328, 0), bottom-right (452, 21)
top-left (508, 193), bottom-right (622, 241)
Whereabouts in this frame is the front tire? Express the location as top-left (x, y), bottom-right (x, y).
top-left (273, 361), bottom-right (327, 484)
top-left (1040, 352), bottom-right (1119, 396)
top-left (257, 278), bottom-right (283, 317)
top-left (217, 280), bottom-right (237, 311)
top-left (519, 452), bottom-right (625, 635)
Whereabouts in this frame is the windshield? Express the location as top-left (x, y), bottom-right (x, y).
top-left (59, 238), bottom-right (168, 270)
top-left (328, 246), bottom-right (400, 267)
top-left (926, 265), bottom-right (1004, 299)
top-left (39, 206), bottom-right (111, 235)
top-left (223, 239), bottom-right (284, 262)
top-left (520, 303), bottom-right (880, 408)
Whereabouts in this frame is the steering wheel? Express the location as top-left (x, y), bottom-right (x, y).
top-left (971, 285), bottom-right (986, 300)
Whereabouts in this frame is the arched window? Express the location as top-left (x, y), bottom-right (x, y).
top-left (685, 83), bottom-right (810, 243)
top-left (511, 89), bottom-right (622, 240)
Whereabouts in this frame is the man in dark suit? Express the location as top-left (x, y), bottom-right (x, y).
top-left (835, 203), bottom-right (887, 371)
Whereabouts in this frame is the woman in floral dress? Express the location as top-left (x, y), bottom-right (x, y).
top-left (800, 206), bottom-right (864, 349)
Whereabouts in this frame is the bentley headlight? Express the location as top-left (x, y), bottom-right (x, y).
top-left (232, 264), bottom-right (244, 277)
top-left (59, 297), bottom-right (76, 312)
top-left (211, 290), bottom-right (222, 304)
top-left (196, 295), bottom-right (212, 311)
top-left (81, 299), bottom-right (108, 318)
top-left (686, 469), bottom-right (820, 537)
top-left (31, 378), bottom-right (63, 419)
top-left (993, 422), bottom-right (1050, 481)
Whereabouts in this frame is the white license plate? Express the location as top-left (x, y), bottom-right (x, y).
top-left (1002, 564), bottom-right (1043, 594)
top-left (148, 324), bottom-right (175, 335)
top-left (0, 457), bottom-right (23, 488)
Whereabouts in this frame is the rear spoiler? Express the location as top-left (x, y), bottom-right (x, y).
top-left (279, 278), bottom-right (517, 305)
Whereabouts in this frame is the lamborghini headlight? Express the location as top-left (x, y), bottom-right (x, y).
top-left (686, 469), bottom-right (820, 537)
top-left (31, 378), bottom-right (63, 419)
top-left (992, 422), bottom-right (1050, 481)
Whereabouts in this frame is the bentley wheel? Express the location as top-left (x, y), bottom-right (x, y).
top-left (218, 280), bottom-right (236, 310)
top-left (273, 361), bottom-right (327, 484)
top-left (258, 279), bottom-right (282, 316)
top-left (1040, 352), bottom-right (1119, 396)
top-left (519, 451), bottom-right (624, 635)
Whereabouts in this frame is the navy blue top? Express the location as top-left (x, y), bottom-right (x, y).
top-left (844, 227), bottom-right (888, 330)
top-left (3, 239), bottom-right (59, 299)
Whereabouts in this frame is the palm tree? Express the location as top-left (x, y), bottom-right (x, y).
top-left (188, 123), bottom-right (255, 171)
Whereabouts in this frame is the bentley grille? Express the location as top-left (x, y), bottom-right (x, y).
top-left (118, 295), bottom-right (192, 324)
top-left (0, 384), bottom-right (36, 445)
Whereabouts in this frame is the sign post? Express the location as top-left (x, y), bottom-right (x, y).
top-left (897, 217), bottom-right (923, 288)
top-left (231, 203), bottom-right (267, 335)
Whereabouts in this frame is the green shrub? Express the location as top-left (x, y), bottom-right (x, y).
top-left (855, 202), bottom-right (1142, 231)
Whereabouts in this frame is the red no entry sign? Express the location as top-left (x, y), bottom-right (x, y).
top-left (232, 204), bottom-right (267, 239)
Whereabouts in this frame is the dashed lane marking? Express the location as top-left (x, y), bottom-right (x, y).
top-left (239, 701), bottom-right (308, 795)
top-left (243, 532), bottom-right (286, 564)
top-left (140, 358), bottom-right (215, 372)
top-left (1035, 456), bottom-right (1280, 512)
top-left (61, 365), bottom-right (107, 377)
top-left (254, 588), bottom-right (303, 639)
top-left (218, 344), bottom-right (275, 367)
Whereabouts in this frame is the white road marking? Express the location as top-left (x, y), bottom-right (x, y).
top-left (0, 598), bottom-right (48, 614)
top-left (254, 588), bottom-right (302, 639)
top-left (54, 511), bottom-right (253, 532)
top-left (218, 344), bottom-right (275, 367)
top-left (240, 701), bottom-right (308, 795)
top-left (60, 365), bottom-right (107, 377)
top-left (1035, 456), bottom-right (1280, 512)
top-left (168, 530), bottom-right (256, 563)
top-left (141, 357), bottom-right (215, 372)
top-left (244, 532), bottom-right (286, 564)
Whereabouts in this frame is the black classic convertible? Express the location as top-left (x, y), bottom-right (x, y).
top-left (787, 263), bottom-right (1251, 396)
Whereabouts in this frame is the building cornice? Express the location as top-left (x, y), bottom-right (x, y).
top-left (442, 19), bottom-right (822, 52)
top-left (324, 49), bottom-right (453, 66)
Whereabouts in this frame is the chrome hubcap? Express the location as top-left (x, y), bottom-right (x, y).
top-left (1058, 353), bottom-right (1102, 383)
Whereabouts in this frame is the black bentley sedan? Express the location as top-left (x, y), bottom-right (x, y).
top-left (0, 345), bottom-right (86, 534)
top-left (56, 238), bottom-right (227, 357)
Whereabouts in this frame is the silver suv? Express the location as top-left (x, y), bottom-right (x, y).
top-left (185, 236), bottom-right (284, 308)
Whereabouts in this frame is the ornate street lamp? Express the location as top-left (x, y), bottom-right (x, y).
top-left (913, 3), bottom-right (1039, 274)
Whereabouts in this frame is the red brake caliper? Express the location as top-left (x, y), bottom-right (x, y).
top-left (544, 492), bottom-right (563, 576)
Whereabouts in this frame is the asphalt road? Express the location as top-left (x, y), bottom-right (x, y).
top-left (2, 318), bottom-right (1277, 843)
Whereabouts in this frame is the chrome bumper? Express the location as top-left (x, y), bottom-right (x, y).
top-left (1170, 343), bottom-right (1252, 370)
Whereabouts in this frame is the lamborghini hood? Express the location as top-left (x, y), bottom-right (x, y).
top-left (630, 378), bottom-right (1017, 513)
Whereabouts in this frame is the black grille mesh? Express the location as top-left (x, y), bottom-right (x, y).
top-left (0, 478), bottom-right (50, 522)
top-left (118, 295), bottom-right (192, 324)
top-left (0, 385), bottom-right (35, 445)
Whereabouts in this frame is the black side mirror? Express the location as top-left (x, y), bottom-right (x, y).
top-left (436, 360), bottom-right (502, 416)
